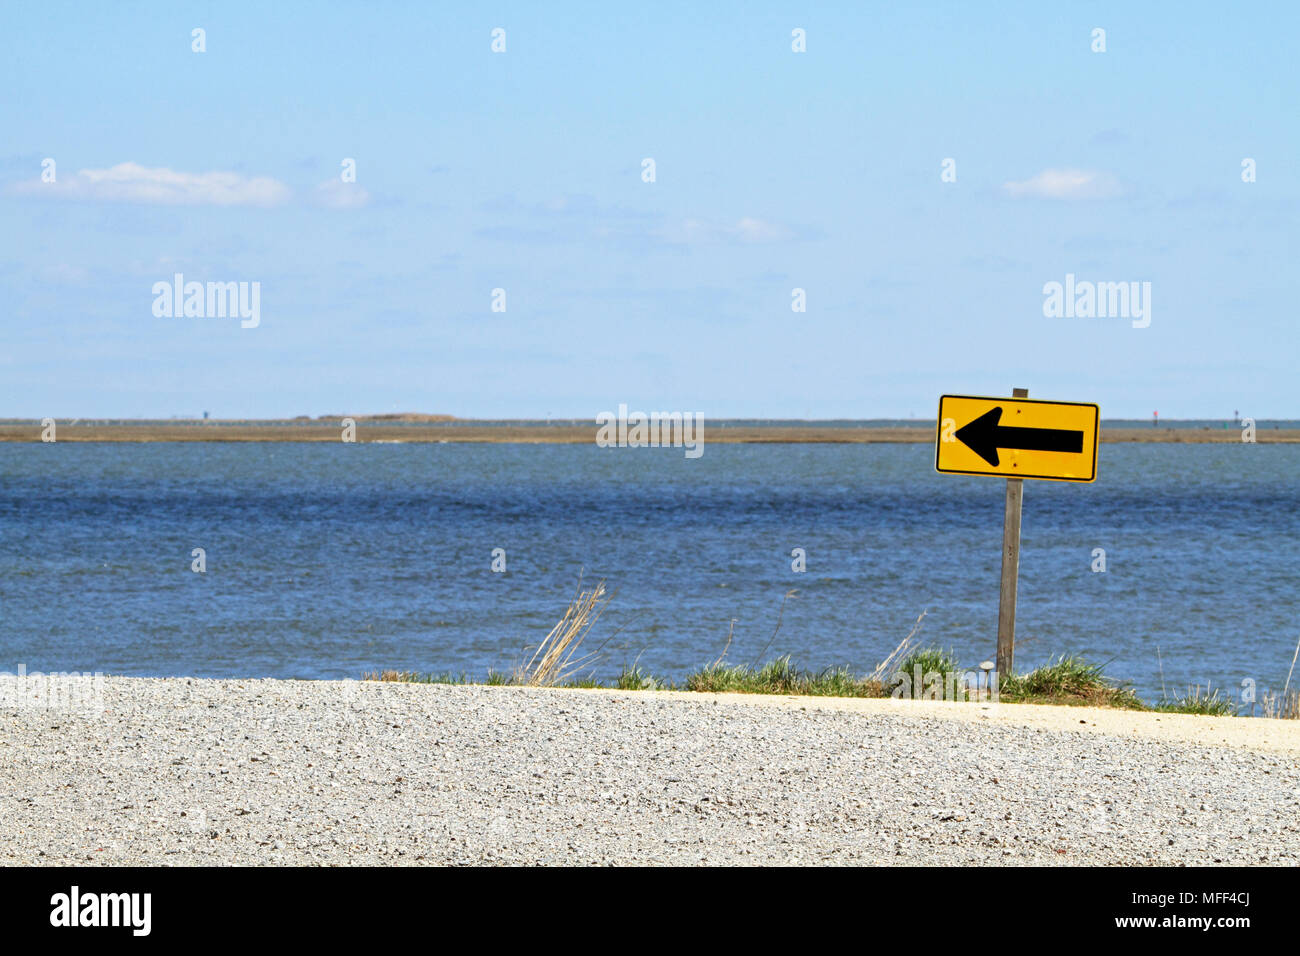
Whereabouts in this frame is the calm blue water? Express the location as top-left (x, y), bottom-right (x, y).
top-left (1, 442), bottom-right (1296, 704)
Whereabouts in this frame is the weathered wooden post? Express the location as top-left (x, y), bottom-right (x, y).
top-left (995, 387), bottom-right (1028, 679)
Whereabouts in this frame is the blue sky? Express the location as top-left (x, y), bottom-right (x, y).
top-left (2, 1), bottom-right (1296, 419)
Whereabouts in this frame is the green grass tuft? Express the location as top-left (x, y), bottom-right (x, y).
top-left (684, 655), bottom-right (885, 697)
top-left (999, 655), bottom-right (1144, 709)
top-left (616, 665), bottom-right (669, 691)
top-left (1154, 685), bottom-right (1237, 716)
top-left (892, 647), bottom-right (963, 682)
top-left (364, 670), bottom-right (471, 684)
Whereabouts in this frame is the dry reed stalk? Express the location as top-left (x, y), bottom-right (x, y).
top-left (518, 578), bottom-right (609, 686)
top-left (711, 618), bottom-right (738, 669)
top-left (1283, 634), bottom-right (1300, 697)
top-left (1261, 689), bottom-right (1300, 720)
top-left (870, 609), bottom-right (928, 684)
top-left (748, 589), bottom-right (799, 668)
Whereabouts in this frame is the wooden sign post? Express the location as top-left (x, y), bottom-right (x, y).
top-left (995, 387), bottom-right (1028, 677)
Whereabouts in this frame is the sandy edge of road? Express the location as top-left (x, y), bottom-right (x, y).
top-left (7, 675), bottom-right (1296, 753)
top-left (488, 685), bottom-right (1300, 754)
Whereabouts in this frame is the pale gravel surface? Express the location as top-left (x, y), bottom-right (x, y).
top-left (2, 678), bottom-right (1298, 866)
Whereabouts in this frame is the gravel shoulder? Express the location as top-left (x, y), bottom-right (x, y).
top-left (2, 678), bottom-right (1297, 866)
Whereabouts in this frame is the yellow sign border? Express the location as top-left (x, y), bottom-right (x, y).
top-left (935, 394), bottom-right (1100, 483)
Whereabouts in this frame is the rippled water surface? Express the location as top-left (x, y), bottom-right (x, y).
top-left (1, 442), bottom-right (1296, 702)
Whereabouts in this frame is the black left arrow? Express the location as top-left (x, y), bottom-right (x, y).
top-left (955, 406), bottom-right (1083, 467)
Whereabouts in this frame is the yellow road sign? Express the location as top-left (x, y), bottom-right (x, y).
top-left (936, 395), bottom-right (1099, 482)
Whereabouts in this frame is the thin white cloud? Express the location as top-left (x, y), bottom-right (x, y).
top-left (33, 263), bottom-right (88, 284)
top-left (1002, 168), bottom-right (1120, 200)
top-left (669, 216), bottom-right (793, 244)
top-left (734, 217), bottom-right (789, 242)
top-left (315, 178), bottom-right (371, 209)
top-left (11, 162), bottom-right (290, 206)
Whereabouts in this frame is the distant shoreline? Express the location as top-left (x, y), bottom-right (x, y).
top-left (1, 420), bottom-right (1295, 443)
